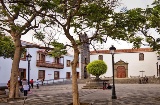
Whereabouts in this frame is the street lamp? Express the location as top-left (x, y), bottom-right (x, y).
top-left (26, 53), bottom-right (32, 91)
top-left (109, 45), bottom-right (117, 99)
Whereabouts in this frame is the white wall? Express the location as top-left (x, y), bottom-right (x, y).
top-left (62, 55), bottom-right (81, 78)
top-left (90, 51), bottom-right (158, 78)
top-left (0, 47), bottom-right (79, 84)
top-left (0, 57), bottom-right (12, 85)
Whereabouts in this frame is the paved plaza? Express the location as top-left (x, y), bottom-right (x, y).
top-left (1, 84), bottom-right (160, 105)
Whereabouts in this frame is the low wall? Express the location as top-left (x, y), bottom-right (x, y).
top-left (103, 78), bottom-right (160, 84)
top-left (78, 78), bottom-right (160, 84)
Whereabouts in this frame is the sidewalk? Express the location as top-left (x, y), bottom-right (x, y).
top-left (2, 84), bottom-right (160, 105)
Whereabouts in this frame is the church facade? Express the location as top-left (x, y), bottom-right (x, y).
top-left (89, 48), bottom-right (159, 78)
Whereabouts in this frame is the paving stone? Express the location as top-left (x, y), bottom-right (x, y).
top-left (2, 84), bottom-right (160, 105)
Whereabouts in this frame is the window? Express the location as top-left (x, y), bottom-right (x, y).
top-left (66, 60), bottom-right (71, 67)
top-left (39, 54), bottom-right (45, 62)
top-left (139, 53), bottom-right (144, 61)
top-left (38, 70), bottom-right (45, 79)
top-left (54, 71), bottom-right (59, 79)
top-left (98, 55), bottom-right (103, 60)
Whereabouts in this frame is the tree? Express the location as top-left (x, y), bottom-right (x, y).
top-left (113, 0), bottom-right (160, 50)
top-left (0, 1), bottom-right (51, 98)
top-left (33, 0), bottom-right (121, 104)
top-left (86, 60), bottom-right (107, 80)
top-left (24, 0), bottom-right (136, 104)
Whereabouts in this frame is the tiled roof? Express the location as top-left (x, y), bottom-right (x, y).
top-left (37, 49), bottom-right (46, 53)
top-left (90, 48), bottom-right (153, 54)
top-left (21, 40), bottom-right (39, 46)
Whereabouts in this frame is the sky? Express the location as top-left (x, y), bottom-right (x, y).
top-left (21, 0), bottom-right (154, 52)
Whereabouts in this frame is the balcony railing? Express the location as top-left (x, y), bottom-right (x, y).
top-left (36, 60), bottom-right (64, 69)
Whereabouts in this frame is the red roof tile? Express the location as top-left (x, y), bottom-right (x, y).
top-left (90, 48), bottom-right (153, 54)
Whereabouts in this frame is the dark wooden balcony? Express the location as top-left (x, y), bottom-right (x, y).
top-left (36, 60), bottom-right (64, 69)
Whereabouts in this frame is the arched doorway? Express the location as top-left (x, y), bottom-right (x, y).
top-left (114, 60), bottom-right (128, 78)
top-left (117, 66), bottom-right (126, 78)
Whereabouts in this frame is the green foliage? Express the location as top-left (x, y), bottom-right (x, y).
top-left (86, 60), bottom-right (107, 76)
top-left (114, 0), bottom-right (160, 50)
top-left (71, 0), bottom-right (116, 44)
top-left (33, 32), bottom-right (45, 41)
top-left (0, 35), bottom-right (15, 58)
top-left (48, 41), bottom-right (67, 58)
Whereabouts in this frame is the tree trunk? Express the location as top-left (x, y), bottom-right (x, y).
top-left (9, 36), bottom-right (21, 98)
top-left (95, 75), bottom-right (100, 80)
top-left (71, 50), bottom-right (80, 105)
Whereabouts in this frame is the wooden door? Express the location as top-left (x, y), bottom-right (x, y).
top-left (66, 72), bottom-right (71, 79)
top-left (19, 68), bottom-right (26, 80)
top-left (38, 70), bottom-right (45, 79)
top-left (117, 66), bottom-right (126, 78)
top-left (54, 71), bottom-right (59, 79)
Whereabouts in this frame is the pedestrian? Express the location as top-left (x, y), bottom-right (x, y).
top-left (144, 76), bottom-right (148, 83)
top-left (22, 79), bottom-right (29, 96)
top-left (23, 84), bottom-right (29, 96)
top-left (7, 80), bottom-right (10, 91)
top-left (30, 79), bottom-right (34, 89)
top-left (41, 78), bottom-right (44, 85)
top-left (36, 79), bottom-right (39, 89)
top-left (103, 81), bottom-right (107, 90)
top-left (107, 83), bottom-right (112, 89)
top-left (19, 79), bottom-right (23, 93)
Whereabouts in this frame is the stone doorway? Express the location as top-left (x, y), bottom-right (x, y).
top-left (114, 60), bottom-right (128, 78)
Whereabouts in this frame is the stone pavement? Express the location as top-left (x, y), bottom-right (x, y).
top-left (1, 84), bottom-right (160, 105)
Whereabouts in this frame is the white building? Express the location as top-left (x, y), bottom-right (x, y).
top-left (90, 48), bottom-right (159, 78)
top-left (0, 41), bottom-right (80, 85)
top-left (1, 40), bottom-right (160, 85)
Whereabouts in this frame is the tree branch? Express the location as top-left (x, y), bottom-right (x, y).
top-left (18, 8), bottom-right (43, 35)
top-left (0, 27), bottom-right (11, 33)
top-left (0, 0), bottom-right (13, 21)
top-left (21, 19), bottom-right (39, 35)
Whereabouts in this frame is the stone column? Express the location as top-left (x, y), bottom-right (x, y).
top-left (80, 33), bottom-right (90, 79)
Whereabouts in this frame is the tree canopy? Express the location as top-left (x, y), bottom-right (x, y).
top-left (114, 0), bottom-right (160, 50)
top-left (86, 60), bottom-right (107, 79)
